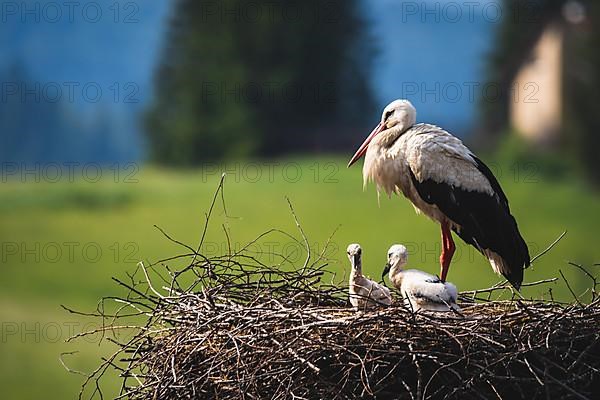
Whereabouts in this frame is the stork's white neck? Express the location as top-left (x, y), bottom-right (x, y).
top-left (388, 262), bottom-right (406, 288)
top-left (372, 124), bottom-right (410, 149)
top-left (361, 127), bottom-right (414, 197)
top-left (349, 259), bottom-right (363, 278)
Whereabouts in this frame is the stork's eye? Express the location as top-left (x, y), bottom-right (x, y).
top-left (384, 110), bottom-right (393, 120)
top-left (388, 253), bottom-right (392, 258)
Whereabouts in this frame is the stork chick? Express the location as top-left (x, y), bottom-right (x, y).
top-left (347, 244), bottom-right (392, 310)
top-left (382, 244), bottom-right (460, 312)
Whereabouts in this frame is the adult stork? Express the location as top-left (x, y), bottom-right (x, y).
top-left (348, 99), bottom-right (530, 289)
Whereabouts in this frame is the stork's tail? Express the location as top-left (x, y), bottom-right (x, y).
top-left (480, 214), bottom-right (530, 290)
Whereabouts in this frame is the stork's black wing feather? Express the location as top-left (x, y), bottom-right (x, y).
top-left (424, 276), bottom-right (442, 284)
top-left (409, 161), bottom-right (530, 289)
top-left (471, 155), bottom-right (509, 208)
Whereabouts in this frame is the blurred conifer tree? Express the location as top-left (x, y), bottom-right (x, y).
top-left (146, 0), bottom-right (375, 164)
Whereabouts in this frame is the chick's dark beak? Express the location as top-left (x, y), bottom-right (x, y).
top-left (381, 263), bottom-right (391, 281)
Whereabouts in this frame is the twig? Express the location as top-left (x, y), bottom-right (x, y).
top-left (285, 197), bottom-right (311, 274)
top-left (530, 230), bottom-right (567, 264)
top-left (191, 173), bottom-right (226, 266)
top-left (559, 269), bottom-right (583, 307)
top-left (461, 278), bottom-right (558, 296)
top-left (60, 352), bottom-right (88, 376)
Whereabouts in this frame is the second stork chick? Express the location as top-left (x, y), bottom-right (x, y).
top-left (347, 244), bottom-right (392, 310)
top-left (382, 244), bottom-right (460, 312)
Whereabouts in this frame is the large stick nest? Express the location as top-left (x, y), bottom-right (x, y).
top-left (67, 181), bottom-right (600, 400)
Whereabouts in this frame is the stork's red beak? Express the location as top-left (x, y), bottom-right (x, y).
top-left (347, 122), bottom-right (385, 167)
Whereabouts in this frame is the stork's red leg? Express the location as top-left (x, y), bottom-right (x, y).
top-left (439, 222), bottom-right (455, 282)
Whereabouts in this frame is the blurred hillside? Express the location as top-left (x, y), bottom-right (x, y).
top-left (0, 0), bottom-right (171, 163)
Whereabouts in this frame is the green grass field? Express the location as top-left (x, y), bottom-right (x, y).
top-left (1, 156), bottom-right (599, 399)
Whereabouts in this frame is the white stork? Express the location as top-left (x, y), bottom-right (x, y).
top-left (346, 243), bottom-right (392, 310)
top-left (382, 244), bottom-right (460, 312)
top-left (348, 99), bottom-right (530, 289)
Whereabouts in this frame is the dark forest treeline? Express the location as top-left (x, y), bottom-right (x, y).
top-left (146, 0), bottom-right (375, 165)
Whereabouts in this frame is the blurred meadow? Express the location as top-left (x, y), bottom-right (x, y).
top-left (1, 0), bottom-right (600, 399)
